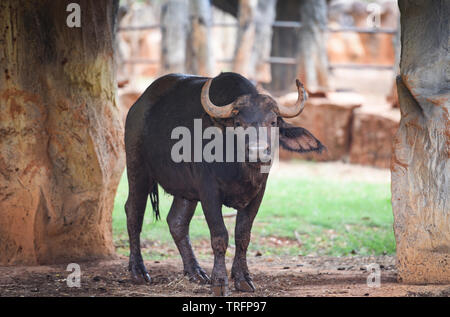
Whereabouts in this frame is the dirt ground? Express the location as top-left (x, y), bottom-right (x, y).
top-left (1, 162), bottom-right (448, 297)
top-left (1, 254), bottom-right (449, 297)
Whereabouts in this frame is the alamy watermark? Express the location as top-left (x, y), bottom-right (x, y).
top-left (170, 119), bottom-right (279, 174)
top-left (66, 3), bottom-right (81, 28)
top-left (366, 263), bottom-right (381, 288)
top-left (66, 263), bottom-right (81, 288)
top-left (366, 3), bottom-right (381, 29)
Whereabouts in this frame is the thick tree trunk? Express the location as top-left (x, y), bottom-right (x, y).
top-left (250, 0), bottom-right (276, 83)
top-left (160, 0), bottom-right (188, 74)
top-left (296, 0), bottom-right (329, 94)
top-left (232, 0), bottom-right (276, 83)
top-left (232, 0), bottom-right (257, 77)
top-left (186, 0), bottom-right (215, 76)
top-left (392, 0), bottom-right (450, 283)
top-left (0, 0), bottom-right (125, 265)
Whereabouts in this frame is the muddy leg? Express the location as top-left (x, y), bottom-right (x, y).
top-left (167, 197), bottom-right (210, 284)
top-left (231, 183), bottom-right (266, 292)
top-left (200, 194), bottom-right (229, 296)
top-left (125, 169), bottom-right (152, 283)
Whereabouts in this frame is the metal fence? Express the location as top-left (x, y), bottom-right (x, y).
top-left (118, 21), bottom-right (397, 70)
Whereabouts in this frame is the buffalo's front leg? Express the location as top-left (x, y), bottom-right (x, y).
top-left (200, 192), bottom-right (229, 296)
top-left (232, 183), bottom-right (266, 292)
top-left (167, 197), bottom-right (210, 284)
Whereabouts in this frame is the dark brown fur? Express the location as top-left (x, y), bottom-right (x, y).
top-left (124, 72), bottom-right (324, 295)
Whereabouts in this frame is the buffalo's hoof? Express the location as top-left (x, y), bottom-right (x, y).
top-left (129, 261), bottom-right (151, 284)
top-left (234, 276), bottom-right (255, 292)
top-left (212, 284), bottom-right (229, 297)
top-left (185, 266), bottom-right (211, 285)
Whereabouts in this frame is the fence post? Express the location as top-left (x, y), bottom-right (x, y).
top-left (296, 0), bottom-right (329, 93)
top-left (232, 0), bottom-right (257, 78)
top-left (186, 0), bottom-right (215, 76)
top-left (161, 0), bottom-right (188, 74)
top-left (250, 0), bottom-right (277, 83)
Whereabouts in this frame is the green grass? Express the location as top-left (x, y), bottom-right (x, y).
top-left (112, 163), bottom-right (395, 260)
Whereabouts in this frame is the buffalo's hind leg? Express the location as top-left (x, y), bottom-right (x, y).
top-left (231, 183), bottom-right (266, 292)
top-left (125, 168), bottom-right (152, 284)
top-left (167, 197), bottom-right (210, 284)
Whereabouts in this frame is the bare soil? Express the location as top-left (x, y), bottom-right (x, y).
top-left (2, 163), bottom-right (448, 297)
top-left (1, 254), bottom-right (449, 297)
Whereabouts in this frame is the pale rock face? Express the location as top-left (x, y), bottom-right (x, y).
top-left (0, 0), bottom-right (125, 265)
top-left (350, 110), bottom-right (399, 169)
top-left (392, 0), bottom-right (449, 283)
top-left (277, 92), bottom-right (361, 162)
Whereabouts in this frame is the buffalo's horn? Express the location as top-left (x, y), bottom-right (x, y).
top-left (200, 79), bottom-right (236, 118)
top-left (277, 79), bottom-right (307, 118)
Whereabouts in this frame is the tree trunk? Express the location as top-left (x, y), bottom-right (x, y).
top-left (392, 0), bottom-right (450, 284)
top-left (186, 0), bottom-right (215, 76)
top-left (250, 0), bottom-right (277, 83)
top-left (296, 0), bottom-right (329, 94)
top-left (232, 0), bottom-right (257, 78)
top-left (160, 0), bottom-right (188, 74)
top-left (0, 0), bottom-right (125, 265)
top-left (232, 0), bottom-right (276, 82)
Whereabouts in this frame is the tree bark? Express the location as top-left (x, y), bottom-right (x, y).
top-left (232, 0), bottom-right (276, 83)
top-left (186, 0), bottom-right (215, 76)
top-left (0, 0), bottom-right (125, 265)
top-left (160, 0), bottom-right (188, 74)
top-left (392, 0), bottom-right (450, 283)
top-left (249, 0), bottom-right (276, 83)
top-left (296, 0), bottom-right (329, 94)
top-left (232, 0), bottom-right (257, 78)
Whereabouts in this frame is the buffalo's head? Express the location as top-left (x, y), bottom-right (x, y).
top-left (200, 78), bottom-right (325, 163)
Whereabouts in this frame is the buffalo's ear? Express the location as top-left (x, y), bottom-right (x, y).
top-left (278, 118), bottom-right (325, 153)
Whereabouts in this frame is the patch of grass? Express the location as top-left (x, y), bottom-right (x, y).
top-left (113, 164), bottom-right (395, 261)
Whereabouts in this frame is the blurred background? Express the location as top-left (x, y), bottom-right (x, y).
top-left (113, 0), bottom-right (399, 260)
top-left (116, 0), bottom-right (399, 168)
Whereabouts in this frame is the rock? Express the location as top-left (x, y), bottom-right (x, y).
top-left (278, 92), bottom-right (361, 161)
top-left (392, 0), bottom-right (450, 284)
top-left (349, 107), bottom-right (400, 168)
top-left (327, 30), bottom-right (365, 65)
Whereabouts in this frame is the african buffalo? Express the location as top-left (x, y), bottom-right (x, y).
top-left (124, 72), bottom-right (324, 295)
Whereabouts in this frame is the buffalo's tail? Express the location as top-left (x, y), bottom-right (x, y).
top-left (149, 183), bottom-right (160, 221)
